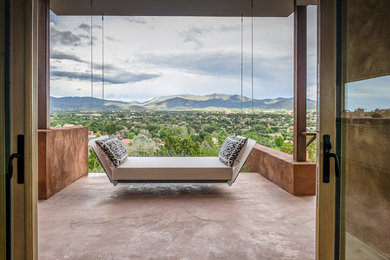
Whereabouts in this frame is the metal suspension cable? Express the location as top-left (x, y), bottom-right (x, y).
top-left (251, 0), bottom-right (254, 112)
top-left (241, 14), bottom-right (243, 110)
top-left (90, 0), bottom-right (94, 104)
top-left (102, 13), bottom-right (104, 100)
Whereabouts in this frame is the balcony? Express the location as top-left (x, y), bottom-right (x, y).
top-left (38, 172), bottom-right (315, 259)
top-left (37, 1), bottom-right (317, 258)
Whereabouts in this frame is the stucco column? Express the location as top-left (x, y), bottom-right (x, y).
top-left (293, 3), bottom-right (307, 162)
top-left (38, 0), bottom-right (50, 129)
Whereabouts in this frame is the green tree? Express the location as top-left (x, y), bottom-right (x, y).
top-left (128, 132), bottom-right (135, 139)
top-left (156, 135), bottom-right (203, 156)
top-left (306, 138), bottom-right (317, 163)
top-left (104, 123), bottom-right (116, 135)
top-left (274, 136), bottom-right (284, 148)
top-left (278, 141), bottom-right (294, 155)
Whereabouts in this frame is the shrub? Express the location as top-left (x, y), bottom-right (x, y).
top-left (129, 133), bottom-right (157, 156)
top-left (274, 136), bottom-right (284, 148)
top-left (156, 135), bottom-right (203, 157)
top-left (88, 149), bottom-right (104, 173)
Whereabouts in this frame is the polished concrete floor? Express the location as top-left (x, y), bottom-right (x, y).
top-left (38, 173), bottom-right (315, 260)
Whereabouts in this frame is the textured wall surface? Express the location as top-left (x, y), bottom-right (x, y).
top-left (246, 144), bottom-right (316, 195)
top-left (344, 118), bottom-right (390, 258)
top-left (347, 0), bottom-right (390, 82)
top-left (38, 127), bottom-right (88, 199)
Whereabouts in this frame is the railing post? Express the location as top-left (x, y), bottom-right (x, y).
top-left (293, 2), bottom-right (307, 162)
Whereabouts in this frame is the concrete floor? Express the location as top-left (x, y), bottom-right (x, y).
top-left (38, 173), bottom-right (315, 260)
top-left (346, 233), bottom-right (389, 260)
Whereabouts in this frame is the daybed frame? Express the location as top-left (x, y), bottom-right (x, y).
top-left (90, 136), bottom-right (256, 186)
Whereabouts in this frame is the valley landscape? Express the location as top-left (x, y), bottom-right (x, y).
top-left (51, 94), bottom-right (317, 172)
top-left (51, 94), bottom-right (317, 112)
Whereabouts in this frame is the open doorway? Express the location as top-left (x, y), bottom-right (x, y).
top-left (3, 0), bottom-right (390, 259)
top-left (37, 2), bottom-right (319, 259)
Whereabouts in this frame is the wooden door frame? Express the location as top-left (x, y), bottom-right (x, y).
top-left (316, 0), bottom-right (338, 259)
top-left (10, 0), bottom-right (38, 259)
top-left (1, 0), bottom-right (7, 257)
top-left (4, 0), bottom-right (339, 259)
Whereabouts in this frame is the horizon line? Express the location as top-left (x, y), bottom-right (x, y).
top-left (50, 93), bottom-right (317, 103)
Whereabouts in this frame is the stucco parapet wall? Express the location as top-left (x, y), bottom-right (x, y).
top-left (246, 144), bottom-right (316, 195)
top-left (38, 126), bottom-right (87, 132)
top-left (38, 126), bottom-right (88, 199)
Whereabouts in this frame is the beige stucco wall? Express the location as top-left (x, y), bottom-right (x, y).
top-left (344, 118), bottom-right (390, 258)
top-left (38, 127), bottom-right (88, 199)
top-left (246, 144), bottom-right (316, 196)
top-left (346, 0), bottom-right (390, 82)
top-left (344, 2), bottom-right (390, 256)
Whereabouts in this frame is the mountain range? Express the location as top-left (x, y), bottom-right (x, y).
top-left (50, 94), bottom-right (316, 112)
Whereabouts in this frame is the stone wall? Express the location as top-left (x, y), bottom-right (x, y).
top-left (38, 127), bottom-right (88, 199)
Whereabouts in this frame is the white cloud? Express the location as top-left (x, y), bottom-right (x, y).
top-left (50, 7), bottom-right (318, 102)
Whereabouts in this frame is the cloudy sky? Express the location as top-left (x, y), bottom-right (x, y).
top-left (345, 76), bottom-right (390, 111)
top-left (50, 6), bottom-right (318, 102)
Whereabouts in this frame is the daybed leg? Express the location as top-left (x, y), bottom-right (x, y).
top-left (112, 180), bottom-right (118, 186)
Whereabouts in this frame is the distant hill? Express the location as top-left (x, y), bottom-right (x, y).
top-left (50, 96), bottom-right (147, 112)
top-left (50, 94), bottom-right (316, 112)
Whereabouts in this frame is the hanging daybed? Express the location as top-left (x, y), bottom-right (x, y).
top-left (88, 4), bottom-right (257, 186)
top-left (90, 135), bottom-right (256, 186)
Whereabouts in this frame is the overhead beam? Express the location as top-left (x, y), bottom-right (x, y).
top-left (38, 0), bottom-right (50, 129)
top-left (50, 0), bottom-right (294, 17)
top-left (293, 4), bottom-right (307, 162)
top-left (296, 0), bottom-right (318, 6)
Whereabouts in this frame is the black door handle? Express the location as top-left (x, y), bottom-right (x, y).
top-left (7, 135), bottom-right (24, 184)
top-left (323, 134), bottom-right (340, 183)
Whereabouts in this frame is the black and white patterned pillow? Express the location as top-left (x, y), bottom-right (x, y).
top-left (218, 134), bottom-right (247, 167)
top-left (96, 136), bottom-right (128, 167)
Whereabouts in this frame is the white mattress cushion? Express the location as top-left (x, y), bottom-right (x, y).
top-left (113, 157), bottom-right (233, 180)
top-left (91, 136), bottom-right (255, 184)
top-left (118, 157), bottom-right (230, 168)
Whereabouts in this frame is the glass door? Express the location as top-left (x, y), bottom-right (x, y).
top-left (337, 0), bottom-right (390, 259)
top-left (1, 0), bottom-right (38, 258)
